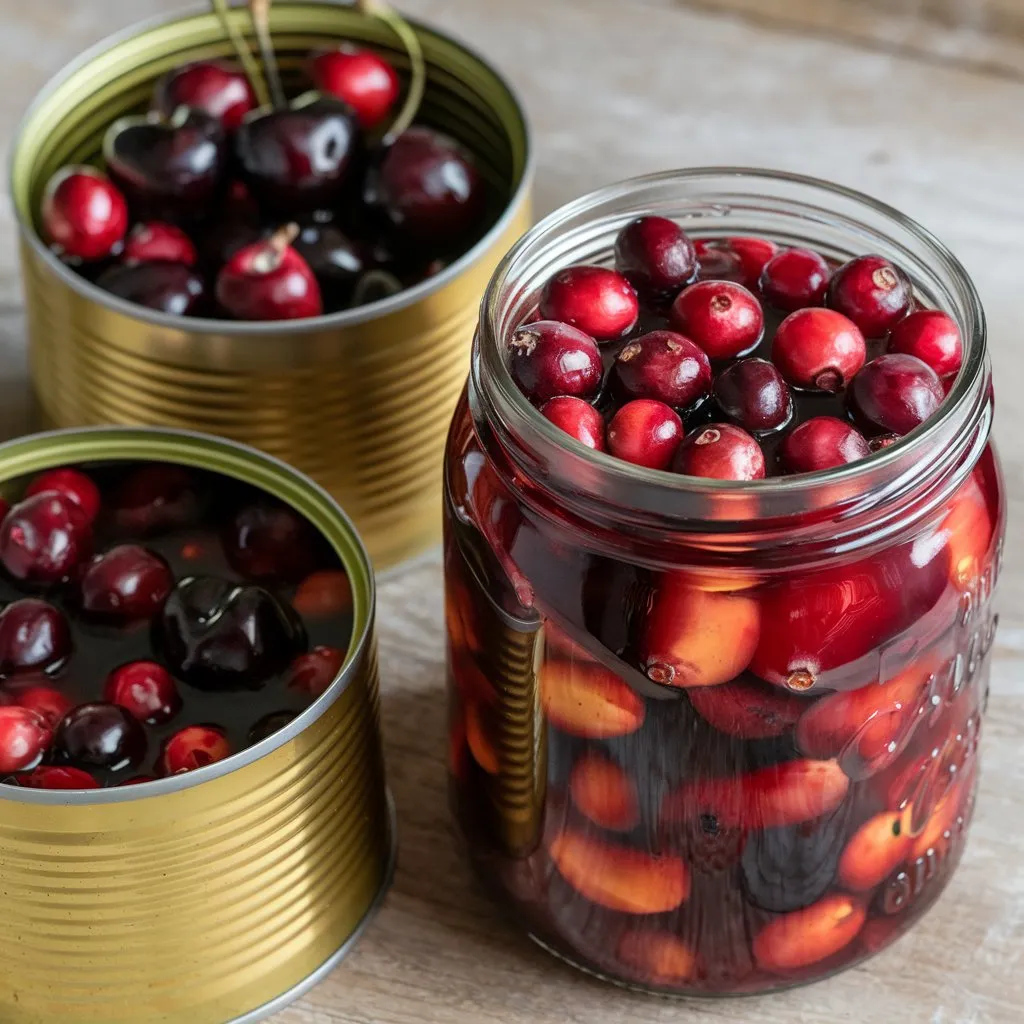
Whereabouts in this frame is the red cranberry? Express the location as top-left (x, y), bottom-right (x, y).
top-left (151, 60), bottom-right (256, 132)
top-left (310, 46), bottom-right (400, 129)
top-left (846, 354), bottom-right (944, 436)
top-left (14, 765), bottom-right (98, 790)
top-left (0, 599), bottom-right (71, 673)
top-left (96, 262), bottom-right (207, 316)
top-left (614, 217), bottom-right (696, 300)
top-left (0, 707), bottom-right (51, 773)
top-left (25, 468), bottom-right (100, 523)
top-left (674, 424), bottom-right (766, 480)
top-left (113, 465), bottom-right (200, 536)
top-left (539, 266), bottom-right (639, 342)
top-left (293, 571), bottom-right (353, 619)
top-left (223, 499), bottom-right (319, 583)
top-left (287, 645), bottom-right (346, 698)
top-left (161, 725), bottom-right (231, 775)
top-left (55, 702), bottom-right (145, 772)
top-left (713, 358), bottom-right (792, 433)
top-left (778, 416), bottom-right (871, 474)
top-left (123, 222), bottom-right (198, 266)
top-left (3, 678), bottom-right (74, 730)
top-left (828, 254), bottom-right (912, 337)
top-left (771, 308), bottom-right (866, 392)
top-left (540, 397), bottom-right (606, 451)
top-left (248, 711), bottom-right (297, 744)
top-left (694, 240), bottom-right (745, 283)
top-left (613, 330), bottom-right (711, 408)
top-left (80, 545), bottom-right (172, 622)
top-left (0, 492), bottom-right (92, 586)
top-left (607, 400), bottom-right (683, 470)
top-left (887, 309), bottom-right (963, 379)
top-left (41, 166), bottom-right (128, 262)
top-left (508, 321), bottom-right (602, 403)
top-left (671, 281), bottom-right (764, 359)
top-left (726, 237), bottom-right (780, 289)
top-left (104, 660), bottom-right (180, 724)
top-left (759, 248), bottom-right (830, 311)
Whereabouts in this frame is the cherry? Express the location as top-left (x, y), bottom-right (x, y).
top-left (726, 236), bottom-right (781, 290)
top-left (151, 60), bottom-right (256, 132)
top-left (119, 775), bottom-right (157, 786)
top-left (197, 217), bottom-right (264, 277)
top-left (539, 266), bottom-right (639, 342)
top-left (156, 575), bottom-right (305, 690)
top-left (540, 396), bottom-right (606, 451)
top-left (607, 400), bottom-right (683, 470)
top-left (40, 166), bottom-right (128, 262)
top-left (0, 491), bottom-right (92, 585)
top-left (712, 357), bottom-right (792, 433)
top-left (287, 645), bottom-right (346, 698)
top-left (162, 725), bottom-right (231, 774)
top-left (771, 308), bottom-right (866, 392)
top-left (112, 465), bottom-right (201, 536)
top-left (104, 660), bottom-right (181, 724)
top-left (0, 707), bottom-right (51, 773)
top-left (96, 262), bottom-right (207, 317)
top-left (54, 702), bottom-right (146, 772)
top-left (123, 222), bottom-right (198, 266)
top-left (80, 544), bottom-right (173, 623)
top-left (3, 677), bottom-right (74, 729)
top-left (26, 468), bottom-right (100, 523)
top-left (887, 309), bottom-right (963, 379)
top-left (293, 222), bottom-right (364, 311)
top-left (828, 254), bottom-right (912, 337)
top-left (223, 499), bottom-right (320, 583)
top-left (508, 321), bottom-right (602, 403)
top-left (673, 423), bottom-right (766, 480)
top-left (293, 571), bottom-right (353, 619)
top-left (310, 46), bottom-right (400, 129)
top-left (614, 216), bottom-right (696, 300)
top-left (778, 416), bottom-right (870, 474)
top-left (0, 599), bottom-right (71, 673)
top-left (759, 248), bottom-right (830, 311)
top-left (613, 330), bottom-right (711, 408)
top-left (14, 766), bottom-right (99, 790)
top-left (693, 240), bottom-right (745, 283)
top-left (670, 281), bottom-right (764, 359)
top-left (248, 711), bottom-right (297, 745)
top-left (846, 353), bottom-right (944, 436)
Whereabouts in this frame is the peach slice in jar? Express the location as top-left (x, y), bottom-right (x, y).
top-left (547, 829), bottom-right (690, 913)
top-left (837, 809), bottom-right (913, 892)
top-left (940, 472), bottom-right (994, 591)
top-left (540, 661), bottom-right (645, 738)
top-left (909, 764), bottom-right (975, 861)
top-left (543, 620), bottom-right (600, 665)
top-left (752, 894), bottom-right (867, 972)
top-left (688, 675), bottom-right (806, 740)
top-left (464, 699), bottom-right (500, 775)
top-left (569, 752), bottom-right (640, 832)
top-left (616, 929), bottom-right (697, 986)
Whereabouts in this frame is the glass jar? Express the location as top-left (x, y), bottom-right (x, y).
top-left (443, 169), bottom-right (1003, 995)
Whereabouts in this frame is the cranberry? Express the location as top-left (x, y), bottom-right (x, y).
top-left (156, 576), bottom-right (305, 690)
top-left (293, 221), bottom-right (364, 311)
top-left (113, 465), bottom-right (200, 536)
top-left (3, 678), bottom-right (74, 730)
top-left (0, 599), bottom-right (71, 673)
top-left (508, 321), bottom-right (602, 403)
top-left (54, 702), bottom-right (145, 772)
top-left (540, 396), bottom-right (606, 451)
top-left (614, 216), bottom-right (696, 300)
top-left (828, 254), bottom-right (912, 337)
top-left (293, 570), bottom-right (353, 619)
top-left (671, 281), bottom-right (764, 359)
top-left (607, 400), bottom-right (683, 470)
top-left (0, 492), bottom-right (92, 585)
top-left (539, 266), bottom-right (639, 342)
top-left (778, 417), bottom-right (870, 474)
top-left (161, 725), bottom-right (231, 775)
top-left (712, 358), bottom-right (792, 433)
top-left (846, 353), bottom-right (944, 436)
top-left (14, 766), bottom-right (99, 790)
top-left (223, 499), bottom-right (319, 583)
top-left (887, 309), bottom-right (963, 379)
top-left (151, 60), bottom-right (256, 132)
top-left (248, 711), bottom-right (297, 745)
top-left (123, 222), bottom-right (198, 267)
top-left (694, 240), bottom-right (745, 283)
top-left (25, 468), bottom-right (100, 523)
top-left (759, 248), bottom-right (830, 311)
top-left (80, 545), bottom-right (172, 622)
top-left (0, 706), bottom-right (51, 773)
top-left (673, 424), bottom-right (766, 480)
top-left (726, 237), bottom-right (781, 290)
top-left (41, 166), bottom-right (128, 262)
top-left (287, 645), bottom-right (346, 698)
top-left (104, 660), bottom-right (181, 724)
top-left (613, 330), bottom-right (711, 408)
top-left (310, 46), bottom-right (400, 129)
top-left (771, 308), bottom-right (866, 392)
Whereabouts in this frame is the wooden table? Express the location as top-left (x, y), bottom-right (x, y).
top-left (2, 3), bottom-right (1023, 1022)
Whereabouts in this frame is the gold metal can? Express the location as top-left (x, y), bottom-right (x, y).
top-left (0, 427), bottom-right (394, 1023)
top-left (9, 2), bottom-right (533, 571)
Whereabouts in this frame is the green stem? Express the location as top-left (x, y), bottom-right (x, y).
top-left (358, 0), bottom-right (425, 142)
top-left (211, 0), bottom-right (271, 108)
top-left (249, 0), bottom-right (287, 109)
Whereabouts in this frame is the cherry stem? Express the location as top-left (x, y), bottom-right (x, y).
top-left (351, 269), bottom-right (403, 305)
top-left (210, 0), bottom-right (271, 109)
top-left (249, 0), bottom-right (286, 109)
top-left (270, 223), bottom-right (300, 254)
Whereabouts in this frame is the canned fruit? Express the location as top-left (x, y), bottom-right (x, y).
top-left (293, 570), bottom-right (354, 619)
top-left (161, 724), bottom-right (231, 775)
top-left (887, 310), bottom-right (963, 379)
top-left (509, 321), bottom-right (603, 403)
top-left (712, 358), bottom-right (792, 433)
top-left (616, 930), bottom-right (697, 985)
top-left (837, 810), bottom-right (913, 891)
top-left (540, 661), bottom-right (645, 738)
top-left (11, 765), bottom-right (100, 790)
top-left (2, 679), bottom-right (74, 729)
top-left (40, 166), bottom-right (128, 262)
top-left (81, 545), bottom-right (173, 622)
top-left (568, 752), bottom-right (640, 831)
top-left (223, 498), bottom-right (320, 584)
top-left (54, 703), bottom-right (147, 773)
top-left (725, 236), bottom-right (780, 290)
top-left (827, 255), bottom-right (912, 338)
top-left (673, 424), bottom-right (766, 481)
top-left (540, 397), bottom-right (607, 452)
top-left (96, 262), bottom-right (208, 316)
top-left (287, 646), bottom-right (346, 699)
top-left (778, 416), bottom-right (869, 474)
top-left (612, 331), bottom-right (711, 408)
top-left (759, 247), bottom-right (830, 312)
top-left (607, 400), bottom-right (683, 470)
top-left (26, 468), bottom-right (101, 522)
top-left (540, 266), bottom-right (639, 342)
top-left (752, 894), bottom-right (866, 971)
top-left (464, 699), bottom-right (500, 775)
top-left (123, 222), bottom-right (199, 267)
top-left (847, 354), bottom-right (944, 436)
top-left (771, 309), bottom-right (866, 393)
top-left (151, 60), bottom-right (256, 132)
top-left (0, 706), bottom-right (51, 773)
top-left (0, 491), bottom-right (93, 586)
top-left (104, 661), bottom-right (181, 725)
top-left (941, 473), bottom-right (994, 589)
top-left (670, 280), bottom-right (764, 359)
top-left (687, 676), bottom-right (805, 739)
top-left (614, 216), bottom-right (697, 301)
top-left (0, 599), bottom-right (71, 673)
top-left (310, 46), bottom-right (401, 129)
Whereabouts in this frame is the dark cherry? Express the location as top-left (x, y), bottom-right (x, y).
top-left (694, 240), bottom-right (745, 283)
top-left (196, 218), bottom-right (265, 278)
top-left (673, 423), bottom-right (766, 481)
top-left (508, 321), bottom-right (603, 403)
top-left (0, 491), bottom-right (92, 585)
top-left (248, 711), bottom-right (297, 745)
top-left (828, 254), bottom-right (912, 337)
top-left (223, 499), bottom-right (320, 584)
top-left (104, 660), bottom-right (181, 724)
top-left (0, 706), bottom-right (51, 773)
top-left (671, 280), bottom-right (764, 359)
top-left (887, 309), bottom-right (963, 379)
top-left (293, 221), bottom-right (365, 311)
top-left (771, 308), bottom-right (866, 392)
top-left (103, 107), bottom-right (227, 220)
top-left (41, 166), bottom-right (128, 262)
top-left (80, 545), bottom-right (173, 623)
top-left (151, 60), bottom-right (256, 132)
top-left (607, 399), bottom-right (683, 470)
top-left (846, 354), bottom-right (944, 436)
top-left (0, 599), bottom-right (71, 673)
top-left (310, 46), bottom-right (400, 129)
top-left (614, 216), bottom-right (697, 300)
top-left (712, 357), bottom-right (792, 433)
top-left (539, 265), bottom-right (639, 341)
top-left (613, 330), bottom-right (711, 408)
top-left (162, 725), bottom-right (231, 774)
top-left (123, 222), bottom-right (198, 267)
top-left (287, 645), bottom-right (346, 698)
top-left (156, 576), bottom-right (306, 691)
top-left (778, 416), bottom-right (871, 474)
top-left (293, 570), bottom-right (353, 619)
top-left (54, 702), bottom-right (146, 772)
top-left (540, 397), bottom-right (607, 451)
top-left (112, 465), bottom-right (201, 536)
top-left (14, 766), bottom-right (99, 790)
top-left (759, 248), bottom-right (830, 312)
top-left (235, 93), bottom-right (361, 213)
top-left (726, 237), bottom-right (780, 290)
top-left (3, 677), bottom-right (74, 729)
top-left (96, 262), bottom-right (207, 317)
top-left (26, 468), bottom-right (100, 523)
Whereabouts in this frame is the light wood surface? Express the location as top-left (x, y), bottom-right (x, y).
top-left (1, 3), bottom-right (1023, 1022)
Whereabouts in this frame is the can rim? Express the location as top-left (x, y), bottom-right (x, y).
top-left (8, 0), bottom-right (535, 333)
top-left (0, 425), bottom-right (377, 806)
